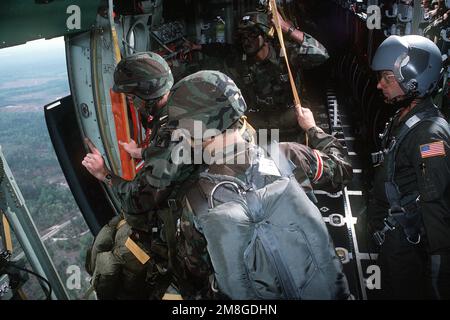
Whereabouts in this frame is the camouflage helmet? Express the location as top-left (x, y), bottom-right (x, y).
top-left (238, 11), bottom-right (271, 36)
top-left (112, 52), bottom-right (174, 100)
top-left (167, 70), bottom-right (247, 139)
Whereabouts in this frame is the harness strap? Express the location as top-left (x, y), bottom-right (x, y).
top-left (185, 181), bottom-right (210, 217)
top-left (124, 237), bottom-right (151, 265)
top-left (116, 219), bottom-right (127, 230)
top-left (269, 0), bottom-right (308, 146)
top-left (1, 211), bottom-right (13, 253)
top-left (159, 204), bottom-right (178, 273)
top-left (269, 0), bottom-right (300, 107)
top-left (159, 177), bottom-right (203, 296)
top-left (385, 110), bottom-right (441, 199)
top-left (382, 109), bottom-right (448, 243)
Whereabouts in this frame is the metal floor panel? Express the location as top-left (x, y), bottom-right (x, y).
top-left (309, 87), bottom-right (383, 300)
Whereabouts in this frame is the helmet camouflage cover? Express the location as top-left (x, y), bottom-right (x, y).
top-left (113, 52), bottom-right (174, 100)
top-left (238, 11), bottom-right (271, 36)
top-left (167, 70), bottom-right (247, 138)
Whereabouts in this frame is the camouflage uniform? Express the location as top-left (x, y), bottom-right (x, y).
top-left (199, 14), bottom-right (329, 139)
top-left (161, 71), bottom-right (351, 299)
top-left (88, 142), bottom-right (196, 299)
top-left (113, 69), bottom-right (248, 218)
top-left (90, 71), bottom-right (247, 300)
top-left (279, 126), bottom-right (353, 193)
top-left (87, 52), bottom-right (182, 300)
top-left (107, 51), bottom-right (180, 228)
top-left (114, 50), bottom-right (174, 159)
top-left (85, 215), bottom-right (171, 300)
top-left (163, 70), bottom-right (250, 299)
top-left (93, 68), bottom-right (350, 299)
top-left (109, 67), bottom-right (248, 218)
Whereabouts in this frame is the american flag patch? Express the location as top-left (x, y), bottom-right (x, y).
top-left (420, 141), bottom-right (446, 158)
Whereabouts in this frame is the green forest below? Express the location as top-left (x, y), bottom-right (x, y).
top-left (0, 110), bottom-right (94, 300)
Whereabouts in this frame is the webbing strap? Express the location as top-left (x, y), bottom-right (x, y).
top-left (162, 293), bottom-right (183, 300)
top-left (269, 0), bottom-right (308, 146)
top-left (269, 0), bottom-right (300, 108)
top-left (385, 110), bottom-right (443, 208)
top-left (159, 207), bottom-right (177, 272)
top-left (157, 205), bottom-right (196, 294)
top-left (125, 237), bottom-right (150, 265)
top-left (1, 211), bottom-right (13, 252)
top-left (383, 110), bottom-right (448, 241)
top-left (116, 219), bottom-right (126, 230)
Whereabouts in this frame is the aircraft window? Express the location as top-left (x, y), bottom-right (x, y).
top-left (128, 29), bottom-right (135, 54)
top-left (0, 37), bottom-right (94, 300)
top-left (127, 20), bottom-right (149, 54)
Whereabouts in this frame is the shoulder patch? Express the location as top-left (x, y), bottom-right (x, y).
top-left (419, 141), bottom-right (446, 158)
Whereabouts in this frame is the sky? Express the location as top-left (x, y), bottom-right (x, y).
top-left (0, 36), bottom-right (67, 81)
top-left (0, 37), bottom-right (66, 75)
top-left (0, 36), bottom-right (65, 58)
top-left (0, 36), bottom-right (69, 110)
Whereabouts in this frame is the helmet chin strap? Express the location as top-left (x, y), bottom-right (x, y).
top-left (386, 92), bottom-right (418, 110)
top-left (133, 96), bottom-right (158, 118)
top-left (144, 100), bottom-right (159, 115)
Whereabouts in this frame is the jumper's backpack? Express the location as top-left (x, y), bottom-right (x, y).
top-left (182, 144), bottom-right (350, 300)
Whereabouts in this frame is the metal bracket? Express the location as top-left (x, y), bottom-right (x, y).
top-left (323, 213), bottom-right (346, 227)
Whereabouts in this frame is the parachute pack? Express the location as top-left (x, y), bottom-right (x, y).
top-left (181, 143), bottom-right (350, 299)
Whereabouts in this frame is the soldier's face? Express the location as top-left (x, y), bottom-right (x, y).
top-left (376, 71), bottom-right (405, 103)
top-left (240, 31), bottom-right (265, 55)
top-left (155, 91), bottom-right (170, 109)
top-left (125, 94), bottom-right (159, 117)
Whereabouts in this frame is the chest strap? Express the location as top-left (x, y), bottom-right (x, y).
top-left (376, 110), bottom-right (448, 245)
